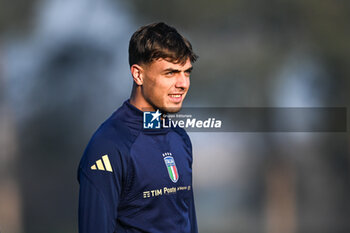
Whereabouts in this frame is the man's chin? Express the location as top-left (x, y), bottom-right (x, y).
top-left (161, 104), bottom-right (182, 113)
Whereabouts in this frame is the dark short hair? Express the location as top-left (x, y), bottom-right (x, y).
top-left (128, 22), bottom-right (198, 67)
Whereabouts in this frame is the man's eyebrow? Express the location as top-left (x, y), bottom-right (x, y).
top-left (163, 66), bottom-right (193, 73)
top-left (163, 68), bottom-right (180, 72)
top-left (185, 67), bottom-right (193, 72)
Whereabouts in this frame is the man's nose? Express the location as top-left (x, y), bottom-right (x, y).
top-left (175, 72), bottom-right (190, 89)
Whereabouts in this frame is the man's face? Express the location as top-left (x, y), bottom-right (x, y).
top-left (140, 58), bottom-right (192, 113)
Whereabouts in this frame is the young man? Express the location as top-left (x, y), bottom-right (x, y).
top-left (78, 22), bottom-right (198, 233)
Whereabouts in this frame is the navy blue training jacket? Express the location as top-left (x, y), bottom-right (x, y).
top-left (78, 100), bottom-right (198, 233)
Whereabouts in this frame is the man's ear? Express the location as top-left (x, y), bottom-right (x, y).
top-left (131, 64), bottom-right (144, 85)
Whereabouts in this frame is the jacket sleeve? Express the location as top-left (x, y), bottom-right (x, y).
top-left (78, 135), bottom-right (127, 233)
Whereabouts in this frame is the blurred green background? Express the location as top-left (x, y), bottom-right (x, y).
top-left (0, 0), bottom-right (349, 232)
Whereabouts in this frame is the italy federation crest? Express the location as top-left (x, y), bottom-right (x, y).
top-left (163, 155), bottom-right (179, 183)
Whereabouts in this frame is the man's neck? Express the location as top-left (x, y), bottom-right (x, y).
top-left (129, 87), bottom-right (155, 112)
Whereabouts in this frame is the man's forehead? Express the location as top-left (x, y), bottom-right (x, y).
top-left (151, 58), bottom-right (192, 70)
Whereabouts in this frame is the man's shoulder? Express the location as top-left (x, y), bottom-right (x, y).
top-left (172, 126), bottom-right (192, 151)
top-left (87, 113), bottom-right (139, 153)
top-left (79, 107), bottom-right (140, 170)
top-left (89, 120), bottom-right (128, 149)
top-left (90, 100), bottom-right (142, 147)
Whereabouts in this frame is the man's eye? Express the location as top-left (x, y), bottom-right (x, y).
top-left (166, 72), bottom-right (174, 75)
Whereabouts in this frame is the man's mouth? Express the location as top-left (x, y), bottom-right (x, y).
top-left (168, 94), bottom-right (183, 103)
